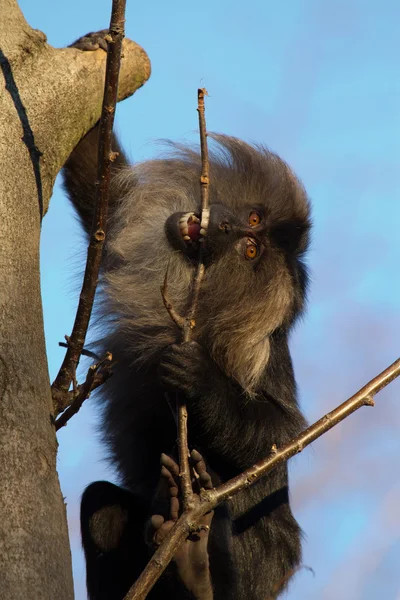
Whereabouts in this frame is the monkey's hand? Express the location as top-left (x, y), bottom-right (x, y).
top-left (159, 341), bottom-right (220, 401)
top-left (69, 30), bottom-right (109, 51)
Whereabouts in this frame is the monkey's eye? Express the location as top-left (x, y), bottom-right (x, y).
top-left (249, 211), bottom-right (261, 227)
top-left (245, 239), bottom-right (258, 260)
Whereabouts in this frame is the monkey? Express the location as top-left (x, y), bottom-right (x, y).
top-left (63, 31), bottom-right (311, 600)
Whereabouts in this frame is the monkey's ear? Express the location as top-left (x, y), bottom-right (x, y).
top-left (81, 481), bottom-right (148, 600)
top-left (270, 220), bottom-right (310, 255)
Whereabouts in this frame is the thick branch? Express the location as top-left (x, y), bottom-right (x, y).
top-left (125, 358), bottom-right (400, 599)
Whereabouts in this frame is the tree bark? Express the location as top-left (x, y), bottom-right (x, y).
top-left (0, 2), bottom-right (150, 598)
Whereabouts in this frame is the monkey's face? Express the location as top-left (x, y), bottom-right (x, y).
top-left (164, 198), bottom-right (310, 394)
top-left (165, 204), bottom-right (265, 264)
top-left (165, 202), bottom-right (303, 266)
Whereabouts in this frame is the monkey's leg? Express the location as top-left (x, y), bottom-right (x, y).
top-left (81, 481), bottom-right (149, 600)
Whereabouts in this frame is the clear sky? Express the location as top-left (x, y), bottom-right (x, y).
top-left (19, 0), bottom-right (400, 598)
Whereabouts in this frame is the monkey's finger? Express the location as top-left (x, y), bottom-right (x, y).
top-left (160, 456), bottom-right (181, 518)
top-left (158, 467), bottom-right (180, 520)
top-left (161, 453), bottom-right (180, 477)
top-left (161, 465), bottom-right (179, 496)
top-left (146, 515), bottom-right (175, 546)
top-left (162, 342), bottom-right (203, 365)
top-left (170, 495), bottom-right (179, 521)
top-left (159, 364), bottom-right (185, 390)
top-left (191, 449), bottom-right (213, 490)
top-left (150, 514), bottom-right (165, 531)
top-left (154, 521), bottom-right (175, 546)
top-left (71, 30), bottom-right (109, 52)
top-left (144, 514), bottom-right (164, 547)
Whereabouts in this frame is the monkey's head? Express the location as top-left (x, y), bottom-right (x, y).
top-left (104, 135), bottom-right (310, 395)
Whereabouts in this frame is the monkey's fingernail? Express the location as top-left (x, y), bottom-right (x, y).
top-left (200, 228), bottom-right (207, 236)
top-left (183, 235), bottom-right (191, 241)
top-left (199, 237), bottom-right (205, 243)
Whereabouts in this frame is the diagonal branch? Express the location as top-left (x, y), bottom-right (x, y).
top-left (124, 357), bottom-right (400, 599)
top-left (211, 357), bottom-right (400, 503)
top-left (51, 0), bottom-right (127, 411)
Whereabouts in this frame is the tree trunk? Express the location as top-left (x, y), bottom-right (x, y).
top-left (0, 2), bottom-right (150, 597)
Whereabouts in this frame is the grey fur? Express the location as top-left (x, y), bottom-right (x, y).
top-left (64, 130), bottom-right (311, 599)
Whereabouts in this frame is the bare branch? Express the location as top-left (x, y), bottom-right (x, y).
top-left (124, 515), bottom-right (192, 600)
top-left (51, 0), bottom-right (127, 411)
top-left (211, 357), bottom-right (400, 504)
top-left (124, 358), bottom-right (400, 599)
top-left (54, 353), bottom-right (113, 431)
top-left (160, 259), bottom-right (185, 329)
top-left (176, 401), bottom-right (193, 509)
top-left (58, 340), bottom-right (99, 360)
top-left (265, 565), bottom-right (315, 600)
top-left (178, 89), bottom-right (211, 510)
top-left (182, 88), bottom-right (211, 331)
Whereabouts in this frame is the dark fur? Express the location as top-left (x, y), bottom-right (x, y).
top-left (63, 123), bottom-right (310, 599)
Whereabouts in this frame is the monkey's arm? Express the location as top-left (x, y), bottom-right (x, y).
top-left (159, 338), bottom-right (303, 473)
top-left (62, 31), bottom-right (131, 235)
top-left (62, 125), bottom-right (129, 236)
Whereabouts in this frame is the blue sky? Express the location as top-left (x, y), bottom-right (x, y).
top-left (19, 0), bottom-right (400, 598)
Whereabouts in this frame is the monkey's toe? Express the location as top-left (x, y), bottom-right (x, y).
top-left (70, 30), bottom-right (109, 52)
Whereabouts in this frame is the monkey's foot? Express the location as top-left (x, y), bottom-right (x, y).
top-left (151, 451), bottom-right (214, 600)
top-left (70, 30), bottom-right (109, 52)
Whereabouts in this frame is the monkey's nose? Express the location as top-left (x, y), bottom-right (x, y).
top-left (208, 204), bottom-right (236, 234)
top-left (217, 219), bottom-right (232, 234)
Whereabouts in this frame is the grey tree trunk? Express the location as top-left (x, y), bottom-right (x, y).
top-left (0, 2), bottom-right (150, 597)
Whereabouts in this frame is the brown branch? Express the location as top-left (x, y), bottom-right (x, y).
top-left (51, 0), bottom-right (127, 413)
top-left (265, 565), bottom-right (315, 600)
top-left (54, 353), bottom-right (113, 431)
top-left (59, 340), bottom-right (99, 360)
top-left (160, 259), bottom-right (185, 329)
top-left (124, 357), bottom-right (400, 599)
top-left (176, 401), bottom-right (193, 509)
top-left (181, 88), bottom-right (211, 330)
top-left (178, 89), bottom-right (211, 511)
top-left (159, 89), bottom-right (212, 510)
top-left (124, 513), bottom-right (194, 600)
top-left (211, 358), bottom-right (400, 504)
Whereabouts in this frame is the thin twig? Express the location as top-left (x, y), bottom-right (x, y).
top-left (264, 565), bottom-right (315, 600)
top-left (59, 341), bottom-right (99, 360)
top-left (55, 353), bottom-right (113, 431)
top-left (176, 401), bottom-right (192, 508)
top-left (160, 259), bottom-right (185, 329)
top-left (51, 0), bottom-right (126, 413)
top-left (124, 357), bottom-right (400, 599)
top-left (178, 89), bottom-right (211, 510)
